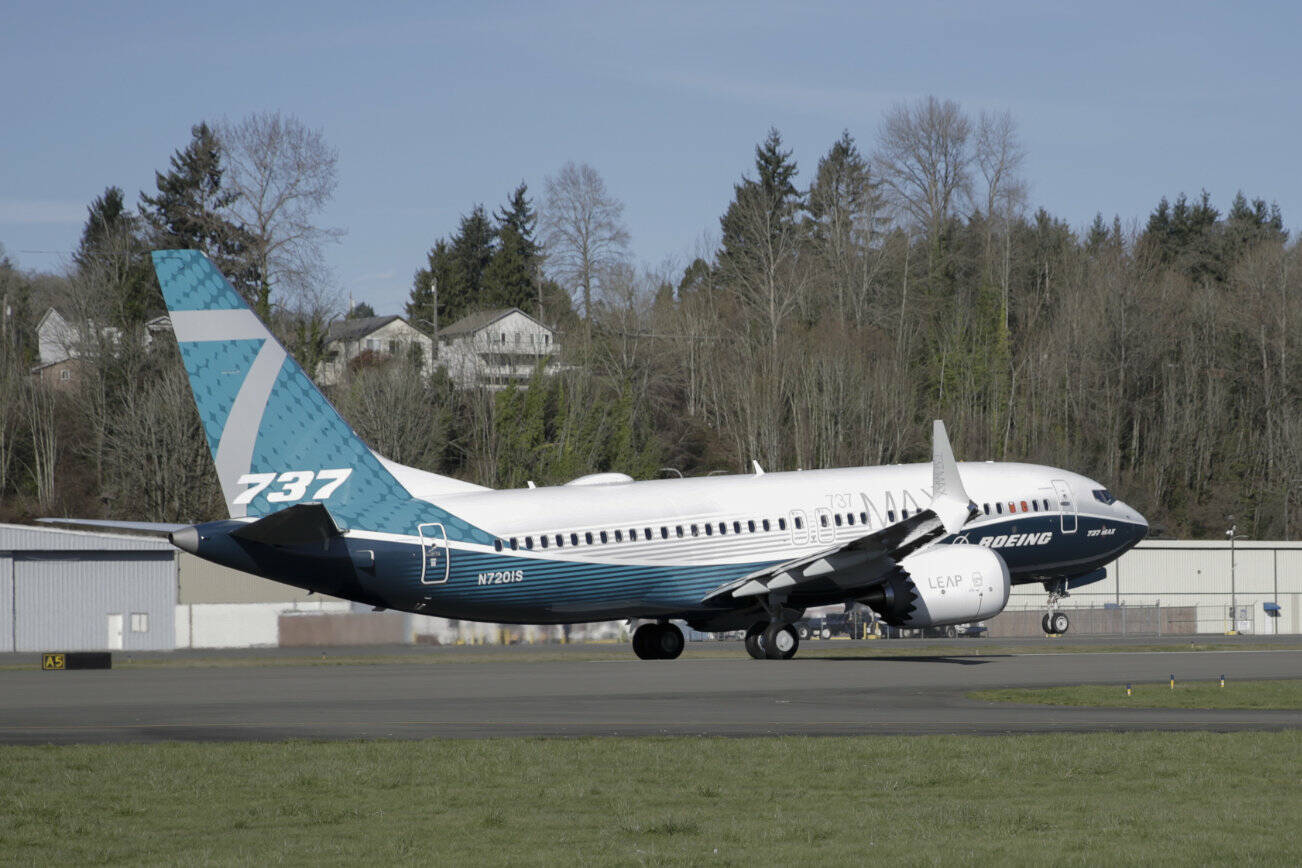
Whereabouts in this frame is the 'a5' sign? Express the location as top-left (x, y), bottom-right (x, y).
top-left (234, 468), bottom-right (353, 505)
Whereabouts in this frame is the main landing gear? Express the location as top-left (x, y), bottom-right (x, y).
top-left (632, 622), bottom-right (685, 660)
top-left (1041, 578), bottom-right (1071, 636)
top-left (744, 622), bottom-right (800, 660)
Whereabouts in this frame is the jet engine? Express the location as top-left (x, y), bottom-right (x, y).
top-left (859, 545), bottom-right (1010, 628)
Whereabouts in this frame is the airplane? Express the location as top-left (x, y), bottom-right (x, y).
top-left (52, 250), bottom-right (1150, 659)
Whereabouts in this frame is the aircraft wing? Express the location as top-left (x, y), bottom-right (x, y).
top-left (702, 421), bottom-right (976, 606)
top-left (701, 507), bottom-right (951, 603)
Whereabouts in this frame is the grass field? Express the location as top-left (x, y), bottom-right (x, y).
top-left (972, 679), bottom-right (1302, 710)
top-left (2, 732), bottom-right (1299, 864)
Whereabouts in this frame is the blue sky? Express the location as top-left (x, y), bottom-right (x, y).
top-left (3, 1), bottom-right (1299, 313)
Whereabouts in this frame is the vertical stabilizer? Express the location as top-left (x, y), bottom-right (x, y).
top-left (152, 250), bottom-right (492, 543)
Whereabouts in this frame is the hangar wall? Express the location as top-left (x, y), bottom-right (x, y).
top-left (1004, 540), bottom-right (1302, 635)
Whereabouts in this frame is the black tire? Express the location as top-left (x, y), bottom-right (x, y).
top-left (763, 624), bottom-right (800, 660)
top-left (744, 623), bottom-right (766, 659)
top-left (945, 626), bottom-right (958, 639)
top-left (655, 623), bottom-right (685, 660)
top-left (796, 624), bottom-right (809, 640)
top-left (1050, 612), bottom-right (1070, 635)
top-left (632, 624), bottom-right (658, 660)
top-left (1041, 612), bottom-right (1053, 635)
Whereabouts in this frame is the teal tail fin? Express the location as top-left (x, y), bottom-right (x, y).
top-left (151, 249), bottom-right (491, 543)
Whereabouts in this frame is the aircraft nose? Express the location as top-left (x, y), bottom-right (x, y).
top-left (1118, 503), bottom-right (1148, 542)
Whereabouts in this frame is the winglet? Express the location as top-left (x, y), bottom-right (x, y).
top-left (931, 420), bottom-right (973, 534)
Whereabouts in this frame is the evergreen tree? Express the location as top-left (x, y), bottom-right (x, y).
top-left (74, 186), bottom-right (156, 324)
top-left (346, 301), bottom-right (376, 319)
top-left (407, 240), bottom-right (456, 335)
top-left (718, 128), bottom-right (804, 284)
top-left (484, 183), bottom-right (541, 312)
top-left (139, 123), bottom-right (260, 306)
top-left (445, 205), bottom-right (496, 321)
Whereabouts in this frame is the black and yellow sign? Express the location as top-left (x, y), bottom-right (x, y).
top-left (42, 653), bottom-right (66, 670)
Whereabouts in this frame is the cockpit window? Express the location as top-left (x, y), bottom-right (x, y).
top-left (1092, 489), bottom-right (1117, 505)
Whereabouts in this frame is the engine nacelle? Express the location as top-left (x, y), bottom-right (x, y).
top-left (859, 545), bottom-right (1010, 628)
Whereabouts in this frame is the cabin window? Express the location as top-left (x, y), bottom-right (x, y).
top-left (628, 529), bottom-right (637, 541)
top-left (778, 517), bottom-right (787, 531)
top-left (704, 524), bottom-right (713, 536)
top-left (747, 520), bottom-right (756, 533)
top-left (1021, 501), bottom-right (1029, 513)
top-left (820, 514), bottom-right (829, 527)
top-left (690, 524), bottom-right (699, 537)
top-left (1008, 502), bottom-right (1017, 514)
top-left (1031, 501), bottom-right (1039, 512)
top-left (510, 538), bottom-right (519, 550)
top-left (644, 527), bottom-right (653, 539)
top-left (719, 522), bottom-right (727, 535)
top-left (983, 503), bottom-right (991, 515)
top-left (859, 511), bottom-right (868, 524)
top-left (524, 536), bottom-right (534, 549)
top-left (794, 516), bottom-right (803, 530)
top-left (555, 534), bottom-right (564, 548)
top-left (846, 513), bottom-right (855, 526)
top-left (762, 519), bottom-right (770, 532)
top-left (834, 514), bottom-right (843, 526)
top-left (995, 503), bottom-right (1003, 514)
top-left (539, 536), bottom-right (548, 549)
top-left (676, 525), bottom-right (684, 538)
top-left (887, 510), bottom-right (896, 522)
top-left (585, 531), bottom-right (594, 544)
top-left (614, 529), bottom-right (623, 542)
top-left (494, 540), bottom-right (503, 552)
top-left (733, 521), bottom-right (742, 534)
top-left (599, 531), bottom-right (608, 544)
top-left (661, 527), bottom-right (669, 539)
top-left (902, 509), bottom-right (910, 519)
top-left (570, 533), bottom-right (579, 546)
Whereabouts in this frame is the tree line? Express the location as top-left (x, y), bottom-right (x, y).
top-left (1, 96), bottom-right (1298, 541)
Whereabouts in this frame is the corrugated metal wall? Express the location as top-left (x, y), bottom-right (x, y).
top-left (12, 552), bottom-right (176, 652)
top-left (1005, 541), bottom-right (1302, 634)
top-left (177, 553), bottom-right (343, 604)
top-left (1, 554), bottom-right (14, 653)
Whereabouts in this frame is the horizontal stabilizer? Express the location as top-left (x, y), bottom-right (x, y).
top-left (229, 503), bottom-right (342, 546)
top-left (36, 518), bottom-right (187, 537)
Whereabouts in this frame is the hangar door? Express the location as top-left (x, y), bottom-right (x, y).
top-left (12, 552), bottom-right (176, 652)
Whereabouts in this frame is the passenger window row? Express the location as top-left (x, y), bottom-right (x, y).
top-left (494, 515), bottom-right (794, 552)
top-left (980, 498), bottom-right (1052, 516)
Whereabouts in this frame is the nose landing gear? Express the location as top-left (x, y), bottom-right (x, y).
top-left (632, 622), bottom-right (685, 659)
top-left (1041, 578), bottom-right (1071, 636)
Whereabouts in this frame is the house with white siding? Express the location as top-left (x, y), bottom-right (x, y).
top-left (437, 307), bottom-right (558, 390)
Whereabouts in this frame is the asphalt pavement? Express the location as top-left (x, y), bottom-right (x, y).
top-left (1, 640), bottom-right (1298, 744)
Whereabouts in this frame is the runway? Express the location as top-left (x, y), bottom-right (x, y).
top-left (1, 643), bottom-right (1299, 744)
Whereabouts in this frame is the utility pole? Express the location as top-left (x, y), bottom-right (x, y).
top-left (1226, 521), bottom-right (1238, 634)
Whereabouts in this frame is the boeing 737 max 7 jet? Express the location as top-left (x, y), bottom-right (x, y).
top-left (50, 251), bottom-right (1149, 659)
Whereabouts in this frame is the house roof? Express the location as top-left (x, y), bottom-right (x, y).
top-left (326, 315), bottom-right (403, 344)
top-left (439, 307), bottom-right (549, 338)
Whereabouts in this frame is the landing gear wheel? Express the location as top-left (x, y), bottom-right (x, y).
top-left (744, 623), bottom-right (766, 660)
top-left (763, 624), bottom-right (800, 660)
top-left (1049, 611), bottom-right (1070, 635)
top-left (654, 623), bottom-right (684, 659)
top-left (944, 625), bottom-right (958, 639)
top-left (633, 623), bottom-right (685, 659)
top-left (1041, 613), bottom-right (1053, 635)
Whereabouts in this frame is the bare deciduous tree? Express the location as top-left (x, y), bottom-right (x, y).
top-left (217, 111), bottom-right (344, 319)
top-left (874, 96), bottom-right (972, 248)
top-left (541, 162), bottom-right (630, 322)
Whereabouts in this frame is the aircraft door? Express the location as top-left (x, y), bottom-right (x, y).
top-left (418, 522), bottom-right (450, 585)
top-left (1051, 480), bottom-right (1077, 534)
top-left (789, 510), bottom-right (810, 546)
top-left (814, 508), bottom-right (835, 544)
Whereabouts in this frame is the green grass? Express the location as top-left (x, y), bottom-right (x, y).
top-left (972, 679), bottom-right (1302, 710)
top-left (1, 733), bottom-right (1299, 864)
